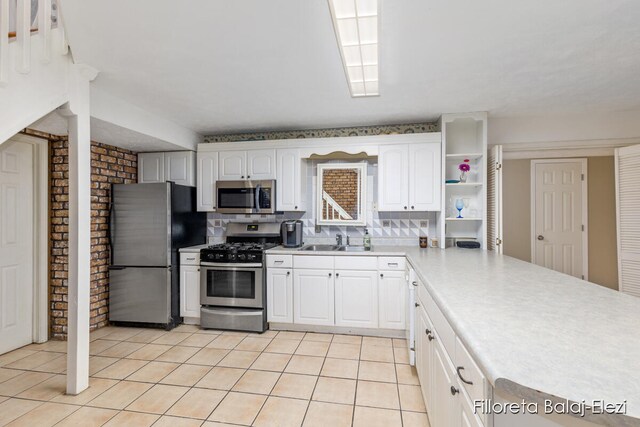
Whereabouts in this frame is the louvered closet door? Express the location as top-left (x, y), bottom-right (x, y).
top-left (616, 145), bottom-right (640, 297)
top-left (487, 145), bottom-right (503, 253)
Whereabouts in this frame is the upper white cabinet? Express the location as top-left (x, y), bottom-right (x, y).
top-left (219, 151), bottom-right (246, 180)
top-left (219, 149), bottom-right (276, 181)
top-left (276, 149), bottom-right (307, 211)
top-left (378, 143), bottom-right (441, 212)
top-left (138, 151), bottom-right (196, 187)
top-left (196, 151), bottom-right (218, 211)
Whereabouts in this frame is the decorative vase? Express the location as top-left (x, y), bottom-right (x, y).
top-left (459, 171), bottom-right (467, 183)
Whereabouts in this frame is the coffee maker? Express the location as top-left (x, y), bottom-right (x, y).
top-left (281, 220), bottom-right (303, 248)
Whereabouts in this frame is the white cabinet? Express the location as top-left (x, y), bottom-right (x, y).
top-left (138, 152), bottom-right (165, 183)
top-left (267, 268), bottom-right (293, 323)
top-left (247, 149), bottom-right (276, 180)
top-left (432, 336), bottom-right (460, 427)
top-left (293, 269), bottom-right (335, 326)
top-left (196, 151), bottom-right (218, 211)
top-left (378, 270), bottom-right (406, 330)
top-left (139, 151), bottom-right (196, 186)
top-left (409, 143), bottom-right (441, 211)
top-left (335, 270), bottom-right (378, 328)
top-left (378, 145), bottom-right (409, 211)
top-left (218, 149), bottom-right (276, 181)
top-left (378, 143), bottom-right (441, 212)
top-left (416, 306), bottom-right (435, 414)
top-left (180, 265), bottom-right (201, 321)
top-left (276, 149), bottom-right (307, 211)
top-left (219, 151), bottom-right (246, 180)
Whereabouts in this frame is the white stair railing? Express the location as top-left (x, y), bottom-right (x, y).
top-left (0, 0), bottom-right (61, 84)
top-left (322, 190), bottom-right (353, 221)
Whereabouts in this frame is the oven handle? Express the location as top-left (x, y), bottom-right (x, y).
top-left (201, 262), bottom-right (263, 269)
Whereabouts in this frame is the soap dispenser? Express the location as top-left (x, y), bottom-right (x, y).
top-left (363, 228), bottom-right (372, 251)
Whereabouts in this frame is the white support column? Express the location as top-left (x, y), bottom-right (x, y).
top-left (60, 64), bottom-right (98, 395)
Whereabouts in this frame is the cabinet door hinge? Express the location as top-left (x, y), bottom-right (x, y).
top-left (496, 238), bottom-right (503, 246)
top-left (495, 162), bottom-right (502, 170)
top-left (582, 224), bottom-right (585, 232)
top-left (581, 173), bottom-right (585, 181)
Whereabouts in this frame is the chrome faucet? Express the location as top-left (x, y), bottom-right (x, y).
top-left (336, 234), bottom-right (343, 246)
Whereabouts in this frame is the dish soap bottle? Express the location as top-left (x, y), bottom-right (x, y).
top-left (363, 228), bottom-right (372, 251)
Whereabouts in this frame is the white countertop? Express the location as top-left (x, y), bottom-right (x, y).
top-left (267, 245), bottom-right (640, 424)
top-left (179, 243), bottom-right (210, 253)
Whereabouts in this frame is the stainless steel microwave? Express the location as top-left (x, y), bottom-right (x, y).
top-left (216, 180), bottom-right (276, 214)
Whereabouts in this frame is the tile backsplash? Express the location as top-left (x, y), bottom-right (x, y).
top-left (207, 159), bottom-right (436, 246)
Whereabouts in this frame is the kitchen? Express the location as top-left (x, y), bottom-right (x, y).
top-left (1, 1), bottom-right (640, 427)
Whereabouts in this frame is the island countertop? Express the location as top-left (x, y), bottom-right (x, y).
top-left (266, 246), bottom-right (640, 425)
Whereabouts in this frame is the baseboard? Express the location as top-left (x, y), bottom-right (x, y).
top-left (268, 322), bottom-right (406, 339)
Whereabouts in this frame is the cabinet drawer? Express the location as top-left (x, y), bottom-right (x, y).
top-left (378, 257), bottom-right (406, 271)
top-left (180, 252), bottom-right (200, 266)
top-left (418, 282), bottom-right (456, 362)
top-left (294, 255), bottom-right (334, 270)
top-left (266, 254), bottom-right (293, 269)
top-left (335, 256), bottom-right (377, 270)
top-left (455, 337), bottom-right (488, 406)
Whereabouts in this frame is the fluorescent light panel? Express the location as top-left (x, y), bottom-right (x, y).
top-left (328, 0), bottom-right (379, 97)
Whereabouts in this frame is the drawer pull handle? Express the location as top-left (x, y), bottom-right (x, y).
top-left (450, 386), bottom-right (460, 395)
top-left (329, 273), bottom-right (332, 277)
top-left (286, 271), bottom-right (290, 276)
top-left (428, 334), bottom-right (435, 341)
top-left (456, 367), bottom-right (474, 385)
top-left (411, 281), bottom-right (418, 286)
top-left (336, 273), bottom-right (340, 278)
top-left (380, 273), bottom-right (384, 278)
top-left (415, 302), bottom-right (420, 307)
top-left (425, 328), bottom-right (431, 335)
top-left (274, 260), bottom-right (284, 264)
top-left (388, 263), bottom-right (398, 267)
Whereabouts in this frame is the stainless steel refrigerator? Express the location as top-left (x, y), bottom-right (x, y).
top-left (108, 182), bottom-right (206, 329)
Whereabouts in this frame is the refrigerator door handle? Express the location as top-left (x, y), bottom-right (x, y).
top-left (109, 199), bottom-right (115, 265)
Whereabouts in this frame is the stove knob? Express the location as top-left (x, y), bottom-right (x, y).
top-left (238, 254), bottom-right (246, 260)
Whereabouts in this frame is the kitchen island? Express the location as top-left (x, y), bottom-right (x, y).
top-left (267, 246), bottom-right (640, 426)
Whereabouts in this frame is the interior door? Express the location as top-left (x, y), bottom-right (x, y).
top-left (532, 160), bottom-right (587, 279)
top-left (616, 145), bottom-right (640, 297)
top-left (0, 140), bottom-right (34, 354)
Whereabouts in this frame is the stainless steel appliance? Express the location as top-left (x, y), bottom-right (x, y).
top-left (108, 182), bottom-right (206, 330)
top-left (216, 180), bottom-right (276, 214)
top-left (281, 220), bottom-right (303, 248)
top-left (199, 222), bottom-right (281, 332)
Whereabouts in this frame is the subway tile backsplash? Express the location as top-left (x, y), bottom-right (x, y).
top-left (207, 159), bottom-right (436, 246)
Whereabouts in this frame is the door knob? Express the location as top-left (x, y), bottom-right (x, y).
top-left (537, 235), bottom-right (544, 241)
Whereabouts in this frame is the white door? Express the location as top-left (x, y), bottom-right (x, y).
top-left (165, 151), bottom-right (195, 186)
top-left (616, 145), bottom-right (640, 297)
top-left (409, 143), bottom-right (441, 211)
top-left (532, 160), bottom-right (587, 279)
top-left (276, 149), bottom-right (301, 211)
top-left (487, 145), bottom-right (503, 253)
top-left (219, 151), bottom-right (246, 180)
top-left (0, 140), bottom-right (34, 354)
top-left (378, 144), bottom-right (409, 211)
top-left (247, 149), bottom-right (276, 180)
top-left (378, 271), bottom-right (406, 329)
top-left (293, 269), bottom-right (334, 326)
top-left (138, 152), bottom-right (165, 183)
top-left (179, 265), bottom-right (201, 320)
top-left (335, 270), bottom-right (378, 328)
top-left (267, 268), bottom-right (293, 323)
top-left (197, 151), bottom-right (218, 211)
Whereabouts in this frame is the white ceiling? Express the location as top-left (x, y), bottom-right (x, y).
top-left (62, 0), bottom-right (640, 135)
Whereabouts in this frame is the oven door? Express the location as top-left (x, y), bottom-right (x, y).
top-left (200, 263), bottom-right (264, 308)
top-left (216, 180), bottom-right (275, 214)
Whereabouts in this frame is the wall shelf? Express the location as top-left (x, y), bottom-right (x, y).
top-left (446, 217), bottom-right (483, 221)
top-left (445, 153), bottom-right (484, 160)
top-left (445, 183), bottom-right (482, 187)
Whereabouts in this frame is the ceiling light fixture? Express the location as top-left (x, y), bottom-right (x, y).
top-left (327, 0), bottom-right (379, 97)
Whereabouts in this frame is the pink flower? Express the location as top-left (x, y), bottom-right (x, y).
top-left (459, 159), bottom-right (470, 172)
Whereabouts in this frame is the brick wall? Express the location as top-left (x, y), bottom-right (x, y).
top-left (322, 169), bottom-right (359, 219)
top-left (49, 137), bottom-right (137, 339)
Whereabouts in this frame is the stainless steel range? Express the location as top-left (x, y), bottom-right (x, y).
top-left (199, 222), bottom-right (280, 333)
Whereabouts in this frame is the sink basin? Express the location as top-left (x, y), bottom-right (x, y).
top-left (300, 244), bottom-right (340, 251)
top-left (337, 246), bottom-right (368, 252)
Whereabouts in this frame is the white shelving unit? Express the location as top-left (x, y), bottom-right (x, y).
top-left (437, 113), bottom-right (488, 249)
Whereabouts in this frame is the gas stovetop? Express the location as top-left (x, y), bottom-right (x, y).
top-left (200, 242), bottom-right (278, 264)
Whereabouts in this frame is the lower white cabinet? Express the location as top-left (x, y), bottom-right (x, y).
top-left (180, 265), bottom-right (201, 320)
top-left (416, 304), bottom-right (435, 414)
top-left (335, 270), bottom-right (378, 328)
top-left (293, 269), bottom-right (335, 326)
top-left (267, 268), bottom-right (293, 323)
top-left (379, 270), bottom-right (406, 329)
top-left (432, 335), bottom-right (460, 427)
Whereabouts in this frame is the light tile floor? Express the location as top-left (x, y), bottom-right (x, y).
top-left (0, 325), bottom-right (431, 427)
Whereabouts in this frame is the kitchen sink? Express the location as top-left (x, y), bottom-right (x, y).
top-left (337, 246), bottom-right (368, 252)
top-left (300, 244), bottom-right (340, 251)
